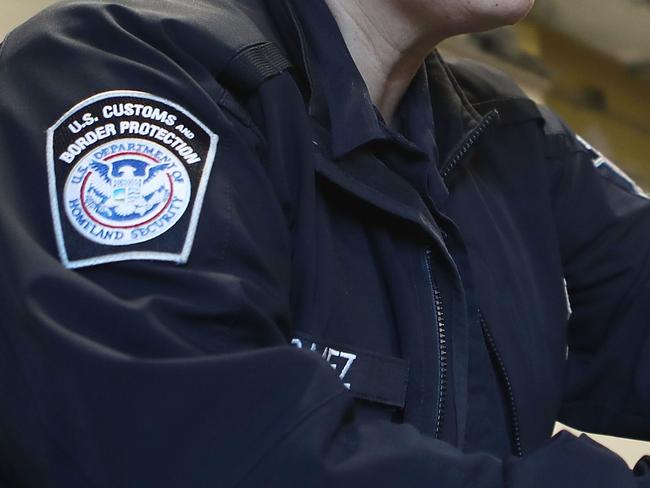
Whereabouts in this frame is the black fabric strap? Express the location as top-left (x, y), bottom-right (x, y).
top-left (292, 333), bottom-right (410, 409)
top-left (220, 41), bottom-right (293, 95)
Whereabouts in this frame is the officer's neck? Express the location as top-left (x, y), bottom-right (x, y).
top-left (323, 0), bottom-right (447, 124)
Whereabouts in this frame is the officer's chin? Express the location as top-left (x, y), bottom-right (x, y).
top-left (490, 0), bottom-right (536, 27)
top-left (501, 0), bottom-right (536, 25)
top-left (461, 0), bottom-right (536, 32)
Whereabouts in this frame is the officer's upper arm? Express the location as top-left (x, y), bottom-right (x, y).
top-left (0, 3), bottom-right (348, 485)
top-left (539, 107), bottom-right (650, 441)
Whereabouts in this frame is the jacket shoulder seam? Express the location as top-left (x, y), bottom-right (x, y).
top-left (0, 32), bottom-right (12, 66)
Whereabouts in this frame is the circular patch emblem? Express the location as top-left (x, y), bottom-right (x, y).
top-left (48, 90), bottom-right (218, 269)
top-left (63, 138), bottom-right (191, 246)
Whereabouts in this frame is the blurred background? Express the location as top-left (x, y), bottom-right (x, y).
top-left (439, 0), bottom-right (650, 190)
top-left (2, 0), bottom-right (649, 467)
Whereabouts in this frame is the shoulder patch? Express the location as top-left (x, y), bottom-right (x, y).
top-left (47, 91), bottom-right (219, 269)
top-left (576, 135), bottom-right (648, 199)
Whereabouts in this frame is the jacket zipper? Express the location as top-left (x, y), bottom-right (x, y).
top-left (424, 249), bottom-right (448, 438)
top-left (478, 309), bottom-right (524, 457)
top-left (440, 109), bottom-right (500, 180)
top-left (423, 106), bottom-right (494, 434)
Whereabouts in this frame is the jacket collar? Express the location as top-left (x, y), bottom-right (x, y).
top-left (266, 0), bottom-right (483, 171)
top-left (425, 51), bottom-right (484, 169)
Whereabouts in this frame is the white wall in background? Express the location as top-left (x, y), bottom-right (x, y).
top-left (1, 0), bottom-right (56, 38)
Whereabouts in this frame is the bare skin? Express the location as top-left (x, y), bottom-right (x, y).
top-left (322, 0), bottom-right (535, 123)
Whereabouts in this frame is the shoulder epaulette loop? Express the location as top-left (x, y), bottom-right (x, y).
top-left (220, 41), bottom-right (292, 96)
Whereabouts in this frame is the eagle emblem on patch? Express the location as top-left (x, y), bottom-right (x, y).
top-left (47, 91), bottom-right (219, 269)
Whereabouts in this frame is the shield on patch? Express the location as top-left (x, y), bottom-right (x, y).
top-left (47, 90), bottom-right (219, 269)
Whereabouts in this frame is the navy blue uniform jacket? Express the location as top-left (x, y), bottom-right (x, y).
top-left (0, 0), bottom-right (649, 486)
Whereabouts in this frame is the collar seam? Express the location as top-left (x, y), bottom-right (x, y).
top-left (431, 50), bottom-right (482, 124)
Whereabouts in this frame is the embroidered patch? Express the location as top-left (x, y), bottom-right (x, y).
top-left (47, 91), bottom-right (218, 269)
top-left (576, 135), bottom-right (648, 199)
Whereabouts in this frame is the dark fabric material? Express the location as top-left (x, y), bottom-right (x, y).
top-left (292, 332), bottom-right (411, 408)
top-left (0, 0), bottom-right (648, 486)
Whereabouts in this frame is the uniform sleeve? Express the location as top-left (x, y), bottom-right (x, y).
top-left (540, 108), bottom-right (650, 441)
top-left (0, 3), bottom-right (649, 487)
